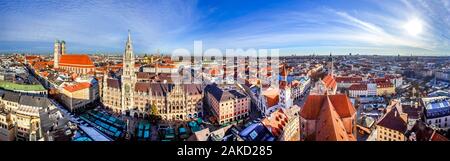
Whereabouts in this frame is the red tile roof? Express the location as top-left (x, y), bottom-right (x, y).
top-left (327, 95), bottom-right (357, 118)
top-left (376, 106), bottom-right (407, 133)
top-left (25, 55), bottom-right (40, 61)
top-left (40, 71), bottom-right (49, 77)
top-left (63, 82), bottom-right (91, 92)
top-left (375, 78), bottom-right (390, 83)
top-left (335, 76), bottom-right (363, 83)
top-left (262, 109), bottom-right (289, 137)
top-left (156, 64), bottom-right (176, 69)
top-left (430, 131), bottom-right (449, 141)
top-left (300, 94), bottom-right (356, 141)
top-left (315, 97), bottom-right (353, 141)
top-left (349, 83), bottom-right (367, 90)
top-left (33, 61), bottom-right (48, 70)
top-left (300, 94), bottom-right (356, 120)
top-left (59, 54), bottom-right (95, 68)
top-left (322, 74), bottom-right (337, 89)
top-left (263, 88), bottom-right (279, 108)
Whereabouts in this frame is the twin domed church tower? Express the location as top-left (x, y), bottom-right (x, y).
top-left (53, 40), bottom-right (66, 68)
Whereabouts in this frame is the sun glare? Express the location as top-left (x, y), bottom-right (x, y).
top-left (404, 18), bottom-right (423, 36)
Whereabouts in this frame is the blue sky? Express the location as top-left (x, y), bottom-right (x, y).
top-left (0, 0), bottom-right (449, 55)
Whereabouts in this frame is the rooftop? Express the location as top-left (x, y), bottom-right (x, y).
top-left (0, 80), bottom-right (46, 91)
top-left (59, 54), bottom-right (95, 67)
top-left (376, 106), bottom-right (408, 133)
top-left (300, 94), bottom-right (356, 141)
top-left (63, 82), bottom-right (91, 92)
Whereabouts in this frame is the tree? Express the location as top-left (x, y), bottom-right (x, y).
top-left (149, 102), bottom-right (161, 124)
top-left (150, 102), bottom-right (159, 116)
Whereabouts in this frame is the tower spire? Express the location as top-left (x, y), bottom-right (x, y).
top-left (124, 30), bottom-right (133, 59)
top-left (127, 29), bottom-right (131, 43)
top-left (331, 55), bottom-right (334, 77)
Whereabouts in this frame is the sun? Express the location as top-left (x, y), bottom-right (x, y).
top-left (404, 18), bottom-right (423, 36)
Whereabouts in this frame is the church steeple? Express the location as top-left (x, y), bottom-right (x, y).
top-left (127, 30), bottom-right (132, 44)
top-left (331, 56), bottom-right (334, 77)
top-left (125, 30), bottom-right (133, 60)
top-left (329, 52), bottom-right (334, 78)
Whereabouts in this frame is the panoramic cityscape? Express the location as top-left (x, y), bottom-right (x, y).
top-left (0, 0), bottom-right (449, 142)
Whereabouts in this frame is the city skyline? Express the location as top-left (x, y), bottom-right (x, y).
top-left (0, 0), bottom-right (449, 56)
top-left (1, 5), bottom-right (450, 143)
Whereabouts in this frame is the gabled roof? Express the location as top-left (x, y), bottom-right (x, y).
top-left (59, 54), bottom-right (95, 68)
top-left (409, 120), bottom-right (436, 141)
top-left (107, 78), bottom-right (120, 89)
top-left (182, 84), bottom-right (202, 95)
top-left (322, 74), bottom-right (337, 89)
top-left (262, 108), bottom-right (288, 137)
top-left (300, 94), bottom-right (355, 119)
top-left (136, 72), bottom-right (157, 79)
top-left (315, 97), bottom-right (352, 141)
top-left (300, 94), bottom-right (356, 141)
top-left (134, 82), bottom-right (150, 92)
top-left (376, 107), bottom-right (408, 133)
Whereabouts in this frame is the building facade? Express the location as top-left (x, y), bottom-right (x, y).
top-left (205, 84), bottom-right (250, 125)
top-left (422, 96), bottom-right (450, 129)
top-left (0, 91), bottom-right (55, 141)
top-left (59, 81), bottom-right (98, 112)
top-left (101, 32), bottom-right (204, 121)
top-left (376, 82), bottom-right (395, 96)
top-left (435, 71), bottom-right (450, 81)
top-left (348, 83), bottom-right (368, 97)
top-left (375, 100), bottom-right (408, 141)
top-left (0, 110), bottom-right (14, 141)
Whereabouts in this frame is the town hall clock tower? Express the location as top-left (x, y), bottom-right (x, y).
top-left (121, 30), bottom-right (136, 115)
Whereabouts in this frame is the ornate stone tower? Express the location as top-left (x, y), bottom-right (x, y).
top-left (53, 40), bottom-right (61, 68)
top-left (121, 30), bottom-right (136, 115)
top-left (60, 40), bottom-right (66, 55)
